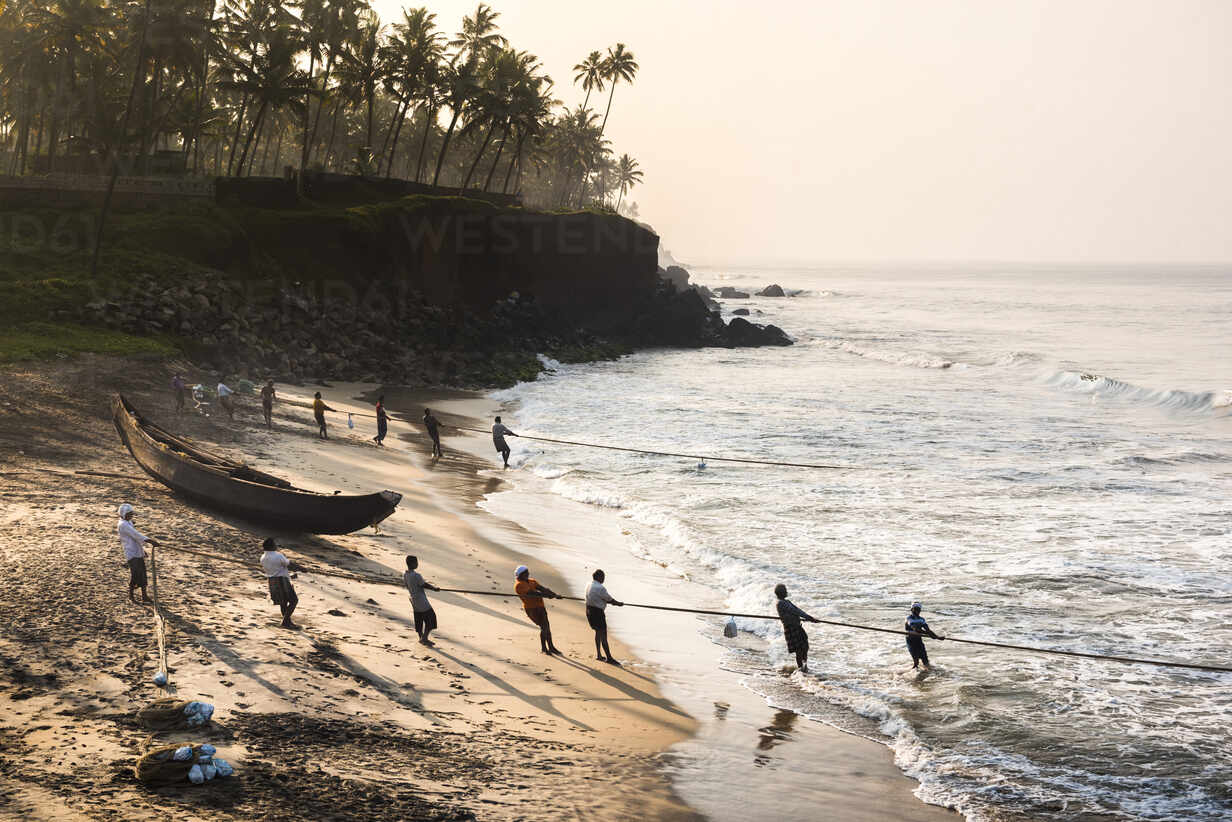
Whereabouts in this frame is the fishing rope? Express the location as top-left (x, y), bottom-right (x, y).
top-left (149, 544), bottom-right (171, 692)
top-left (331, 406), bottom-right (858, 470)
top-left (149, 542), bottom-right (1232, 674)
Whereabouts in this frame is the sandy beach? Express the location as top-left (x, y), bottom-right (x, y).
top-left (0, 355), bottom-right (956, 820)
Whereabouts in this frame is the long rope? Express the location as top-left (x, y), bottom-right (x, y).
top-left (150, 542), bottom-right (1232, 674)
top-left (149, 543), bottom-right (171, 692)
top-left (331, 406), bottom-right (858, 470)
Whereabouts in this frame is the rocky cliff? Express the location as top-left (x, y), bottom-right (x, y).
top-left (12, 195), bottom-right (790, 386)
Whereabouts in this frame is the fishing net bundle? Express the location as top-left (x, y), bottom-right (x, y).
top-left (135, 698), bottom-right (215, 731)
top-left (135, 743), bottom-right (235, 787)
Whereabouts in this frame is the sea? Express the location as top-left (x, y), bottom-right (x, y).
top-left (479, 263), bottom-right (1232, 821)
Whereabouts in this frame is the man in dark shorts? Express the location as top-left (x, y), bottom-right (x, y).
top-left (775, 583), bottom-right (820, 672)
top-left (313, 392), bottom-right (335, 440)
top-left (117, 503), bottom-right (157, 604)
top-left (423, 408), bottom-right (442, 458)
top-left (585, 569), bottom-right (624, 664)
top-left (373, 396), bottom-right (389, 446)
top-left (905, 602), bottom-right (942, 670)
top-left (515, 565), bottom-right (562, 655)
top-left (261, 538), bottom-right (299, 629)
top-left (492, 416), bottom-right (516, 468)
top-left (260, 379), bottom-right (276, 428)
top-left (403, 555), bottom-right (440, 644)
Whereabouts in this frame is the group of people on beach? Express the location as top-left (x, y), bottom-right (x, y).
top-left (170, 378), bottom-right (461, 462)
top-left (150, 376), bottom-right (947, 671)
top-left (117, 501), bottom-right (941, 671)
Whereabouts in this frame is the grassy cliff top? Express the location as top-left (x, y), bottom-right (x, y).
top-left (0, 194), bottom-right (647, 363)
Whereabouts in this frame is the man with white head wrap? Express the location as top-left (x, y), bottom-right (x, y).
top-left (117, 504), bottom-right (158, 604)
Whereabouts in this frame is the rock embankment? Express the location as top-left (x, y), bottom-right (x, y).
top-left (80, 273), bottom-right (790, 388)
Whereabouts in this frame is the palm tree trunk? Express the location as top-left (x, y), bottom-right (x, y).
top-left (272, 125), bottom-right (284, 175)
top-left (257, 115), bottom-right (276, 175)
top-left (236, 100), bottom-right (268, 176)
top-left (431, 106), bottom-right (462, 186)
top-left (307, 54), bottom-right (336, 158)
top-left (46, 67), bottom-right (64, 172)
top-left (579, 83), bottom-right (620, 206)
top-left (500, 131), bottom-right (524, 194)
top-left (299, 50), bottom-right (316, 180)
top-left (384, 96), bottom-right (411, 179)
top-left (366, 90), bottom-right (375, 149)
top-left (600, 82), bottom-right (617, 135)
top-left (92, 0), bottom-right (151, 278)
top-left (377, 94), bottom-right (405, 176)
top-left (322, 98), bottom-right (342, 170)
top-left (460, 117), bottom-right (497, 191)
top-left (414, 104), bottom-right (435, 183)
top-left (482, 119), bottom-right (510, 191)
top-left (226, 95), bottom-right (249, 176)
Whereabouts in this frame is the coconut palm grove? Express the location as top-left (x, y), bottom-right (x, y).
top-left (0, 0), bottom-right (645, 211)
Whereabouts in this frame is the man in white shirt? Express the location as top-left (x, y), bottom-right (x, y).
top-left (403, 555), bottom-right (440, 645)
top-left (260, 538), bottom-right (298, 629)
top-left (117, 503), bottom-right (157, 604)
top-left (216, 378), bottom-right (235, 420)
top-left (585, 569), bottom-right (624, 665)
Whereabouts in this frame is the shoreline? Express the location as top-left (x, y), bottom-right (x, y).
top-left (0, 355), bottom-right (954, 820)
top-left (419, 385), bottom-right (960, 821)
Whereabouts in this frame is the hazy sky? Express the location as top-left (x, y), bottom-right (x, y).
top-left (378, 1), bottom-right (1232, 265)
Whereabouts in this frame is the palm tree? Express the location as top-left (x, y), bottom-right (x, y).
top-left (578, 42), bottom-right (637, 205)
top-left (218, 23), bottom-right (311, 175)
top-left (429, 53), bottom-right (474, 186)
top-left (615, 152), bottom-right (641, 211)
top-left (501, 70), bottom-right (555, 194)
top-left (449, 2), bottom-right (504, 67)
top-left (297, 0), bottom-right (360, 171)
top-left (598, 43), bottom-right (637, 136)
top-left (30, 0), bottom-right (109, 171)
top-left (379, 6), bottom-right (439, 177)
top-left (337, 8), bottom-right (381, 153)
top-left (572, 50), bottom-right (604, 111)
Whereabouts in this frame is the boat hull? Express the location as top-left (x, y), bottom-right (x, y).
top-left (112, 395), bottom-right (401, 534)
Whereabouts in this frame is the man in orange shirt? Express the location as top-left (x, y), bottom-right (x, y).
top-left (515, 565), bottom-right (562, 655)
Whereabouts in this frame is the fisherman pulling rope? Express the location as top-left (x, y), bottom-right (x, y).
top-left (137, 538), bottom-right (1232, 675)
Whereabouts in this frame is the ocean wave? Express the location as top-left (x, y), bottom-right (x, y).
top-left (1047, 371), bottom-right (1229, 414)
top-left (818, 339), bottom-right (955, 370)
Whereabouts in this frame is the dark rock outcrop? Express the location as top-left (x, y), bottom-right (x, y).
top-left (758, 284), bottom-right (786, 297)
top-left (660, 265), bottom-right (691, 290)
top-left (732, 308), bottom-right (750, 316)
top-left (715, 287), bottom-right (750, 299)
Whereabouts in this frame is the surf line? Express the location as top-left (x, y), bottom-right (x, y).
top-left (339, 408), bottom-right (859, 470)
top-left (153, 542), bottom-right (1232, 675)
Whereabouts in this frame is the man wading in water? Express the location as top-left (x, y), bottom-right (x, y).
top-left (775, 584), bottom-right (820, 672)
top-left (905, 602), bottom-right (942, 670)
top-left (492, 416), bottom-right (517, 468)
top-left (117, 504), bottom-right (157, 604)
top-left (515, 565), bottom-right (562, 655)
top-left (261, 538), bottom-right (299, 629)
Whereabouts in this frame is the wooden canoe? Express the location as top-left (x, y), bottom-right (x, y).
top-left (112, 394), bottom-right (401, 534)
